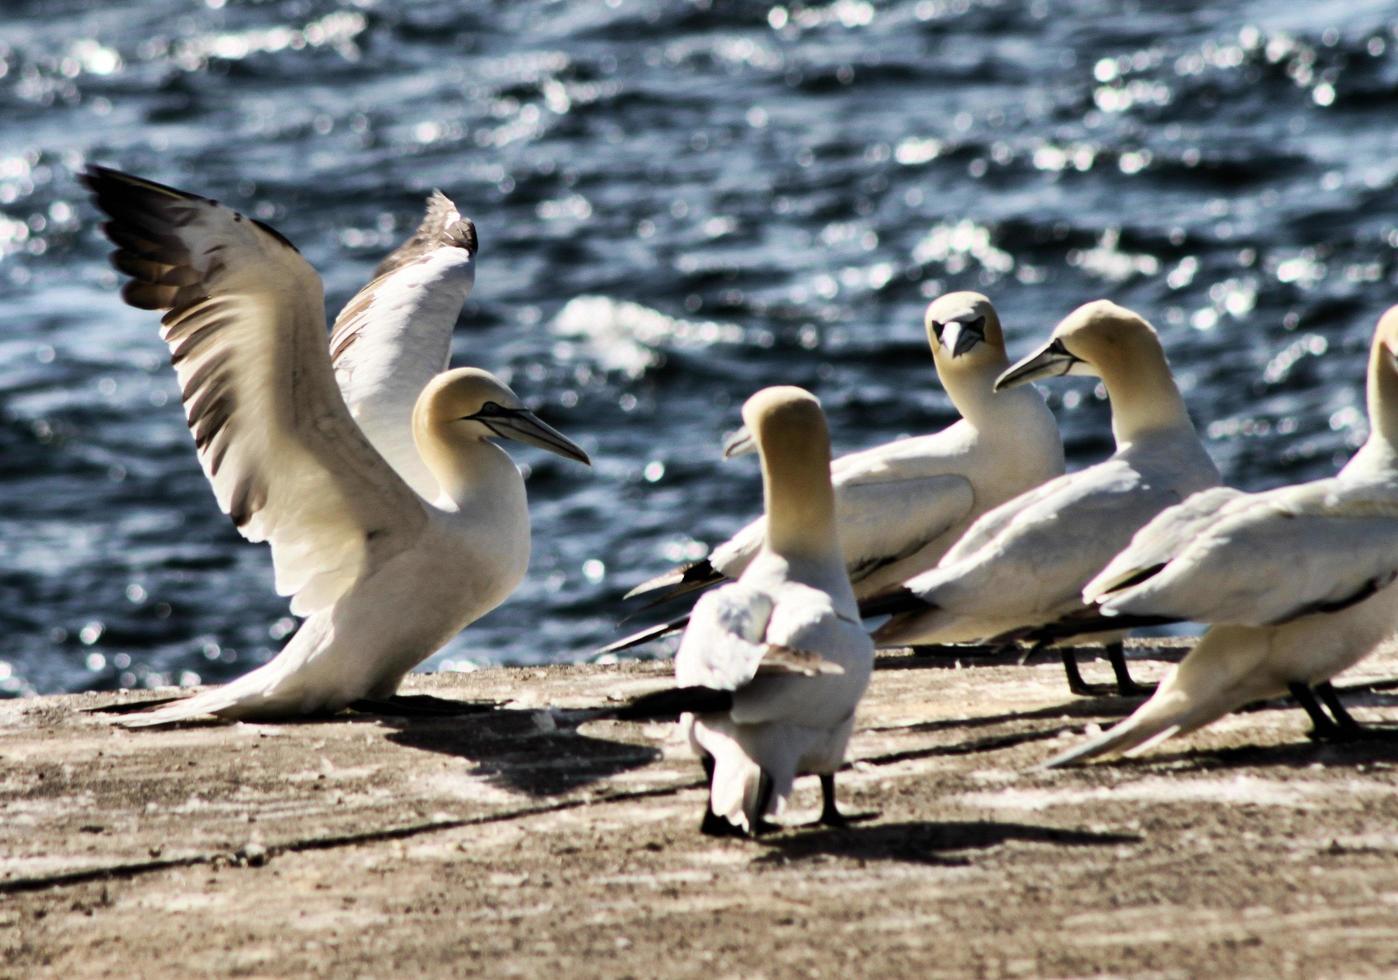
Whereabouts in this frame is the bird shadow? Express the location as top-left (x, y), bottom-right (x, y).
top-left (1119, 725), bottom-right (1398, 773)
top-left (756, 819), bottom-right (1141, 867)
top-left (377, 707), bottom-right (661, 798)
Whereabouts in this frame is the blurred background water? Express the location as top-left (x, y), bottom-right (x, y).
top-left (1, 0), bottom-right (1396, 698)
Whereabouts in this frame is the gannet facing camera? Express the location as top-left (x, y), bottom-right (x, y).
top-left (608, 292), bottom-right (1063, 650)
top-left (668, 387), bottom-right (874, 835)
top-left (1045, 306), bottom-right (1398, 766)
top-left (81, 166), bottom-right (589, 725)
top-left (871, 300), bottom-right (1220, 696)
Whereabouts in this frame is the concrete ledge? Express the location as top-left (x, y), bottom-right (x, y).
top-left (4, 640), bottom-right (1398, 977)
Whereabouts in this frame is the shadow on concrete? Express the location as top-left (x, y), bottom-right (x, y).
top-left (861, 697), bottom-right (1131, 740)
top-left (379, 708), bottom-right (661, 798)
top-left (1133, 725), bottom-right (1398, 772)
top-left (758, 819), bottom-right (1141, 867)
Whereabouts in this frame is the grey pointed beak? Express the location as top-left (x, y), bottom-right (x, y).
top-left (940, 315), bottom-right (985, 359)
top-left (477, 407), bottom-right (591, 465)
top-left (995, 338), bottom-right (1084, 391)
top-left (722, 425), bottom-right (756, 459)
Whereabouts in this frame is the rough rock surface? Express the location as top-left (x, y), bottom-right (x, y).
top-left (4, 640), bottom-right (1398, 978)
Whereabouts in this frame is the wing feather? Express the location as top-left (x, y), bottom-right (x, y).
top-left (329, 191), bottom-right (477, 498)
top-left (83, 166), bottom-right (428, 618)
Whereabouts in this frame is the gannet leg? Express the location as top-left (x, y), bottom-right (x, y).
top-left (1290, 682), bottom-right (1343, 740)
top-left (750, 769), bottom-right (778, 837)
top-left (1107, 642), bottom-right (1155, 697)
top-left (1314, 681), bottom-right (1398, 741)
top-left (817, 773), bottom-right (848, 828)
top-left (1060, 649), bottom-right (1108, 697)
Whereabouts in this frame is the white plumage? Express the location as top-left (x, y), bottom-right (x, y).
top-left (622, 292), bottom-right (1063, 612)
top-left (872, 301), bottom-right (1219, 692)
top-left (330, 191), bottom-right (476, 499)
top-left (676, 387), bottom-right (874, 835)
top-left (82, 166), bottom-right (589, 725)
top-left (1046, 306), bottom-right (1398, 765)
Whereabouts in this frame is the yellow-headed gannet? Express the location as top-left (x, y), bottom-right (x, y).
top-left (871, 300), bottom-right (1220, 695)
top-left (81, 166), bottom-right (590, 725)
top-left (662, 387), bottom-right (874, 835)
top-left (1045, 307), bottom-right (1398, 765)
top-left (607, 293), bottom-right (1063, 651)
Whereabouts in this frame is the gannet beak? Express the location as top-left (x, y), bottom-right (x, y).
top-left (722, 425), bottom-right (756, 459)
top-left (938, 314), bottom-right (986, 359)
top-left (995, 337), bottom-right (1085, 391)
top-left (473, 406), bottom-right (591, 465)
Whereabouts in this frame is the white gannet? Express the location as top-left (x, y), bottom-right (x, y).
top-left (81, 166), bottom-right (590, 725)
top-left (330, 190), bottom-right (477, 500)
top-left (871, 300), bottom-right (1220, 695)
top-left (1045, 307), bottom-right (1398, 765)
top-left (607, 293), bottom-right (1063, 650)
top-left (663, 387), bottom-right (874, 835)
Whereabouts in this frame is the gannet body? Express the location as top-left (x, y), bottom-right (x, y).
top-left (82, 167), bottom-right (589, 725)
top-left (872, 301), bottom-right (1219, 692)
top-left (675, 387), bottom-right (874, 835)
top-left (1047, 307), bottom-right (1398, 765)
top-left (618, 294), bottom-right (1062, 627)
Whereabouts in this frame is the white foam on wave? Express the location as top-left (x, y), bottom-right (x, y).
top-left (550, 295), bottom-right (746, 378)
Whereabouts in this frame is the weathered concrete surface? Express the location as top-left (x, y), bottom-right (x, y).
top-left (4, 640), bottom-right (1398, 979)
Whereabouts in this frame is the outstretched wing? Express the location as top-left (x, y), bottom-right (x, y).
top-left (330, 191), bottom-right (477, 498)
top-left (83, 165), bottom-right (428, 617)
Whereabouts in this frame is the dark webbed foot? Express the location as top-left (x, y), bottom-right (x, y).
top-left (700, 808), bottom-right (745, 837)
top-left (1292, 682), bottom-right (1348, 741)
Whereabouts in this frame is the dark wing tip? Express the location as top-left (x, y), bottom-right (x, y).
top-left (443, 216), bottom-right (477, 254)
top-left (608, 685), bottom-right (734, 721)
top-left (858, 586), bottom-right (930, 620)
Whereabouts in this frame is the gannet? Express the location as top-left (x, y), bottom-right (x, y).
top-left (608, 293), bottom-right (1063, 649)
top-left (871, 300), bottom-right (1220, 695)
top-left (81, 166), bottom-right (590, 725)
top-left (1045, 307), bottom-right (1398, 765)
top-left (666, 387), bottom-right (874, 835)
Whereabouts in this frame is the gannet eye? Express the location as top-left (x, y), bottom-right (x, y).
top-left (928, 320), bottom-right (944, 342)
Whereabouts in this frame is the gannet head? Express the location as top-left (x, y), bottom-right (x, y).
top-left (722, 386), bottom-right (830, 467)
top-left (994, 299), bottom-right (1161, 392)
top-left (1364, 306), bottom-right (1398, 441)
top-left (925, 291), bottom-right (1005, 367)
top-left (1378, 305), bottom-right (1398, 363)
top-left (416, 367), bottom-right (590, 465)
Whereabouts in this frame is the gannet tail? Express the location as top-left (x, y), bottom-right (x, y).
top-left (1041, 633), bottom-right (1267, 767)
top-left (598, 614), bottom-right (691, 654)
top-left (622, 559), bottom-right (725, 604)
top-left (115, 618), bottom-right (349, 726)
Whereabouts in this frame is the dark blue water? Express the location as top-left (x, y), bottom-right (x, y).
top-left (3, 0), bottom-right (1396, 697)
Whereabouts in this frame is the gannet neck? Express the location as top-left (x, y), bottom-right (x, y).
top-left (745, 388), bottom-right (843, 572)
top-left (1070, 301), bottom-right (1193, 447)
top-left (1365, 306), bottom-right (1398, 452)
top-left (1099, 348), bottom-right (1193, 448)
